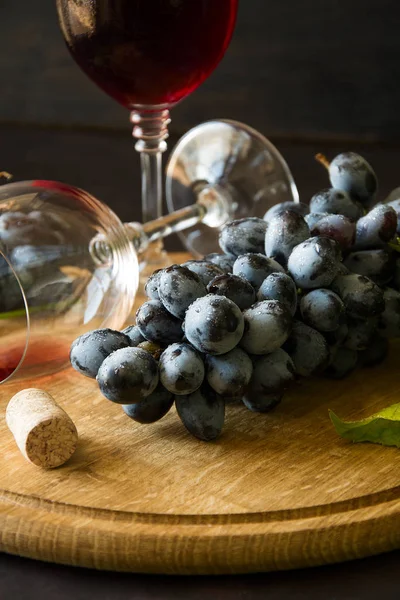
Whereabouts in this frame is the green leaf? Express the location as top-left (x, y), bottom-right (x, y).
top-left (329, 404), bottom-right (400, 448)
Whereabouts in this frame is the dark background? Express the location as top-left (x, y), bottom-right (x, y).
top-left (1, 1), bottom-right (400, 598)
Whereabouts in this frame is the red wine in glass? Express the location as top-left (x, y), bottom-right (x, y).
top-left (58, 0), bottom-right (238, 109)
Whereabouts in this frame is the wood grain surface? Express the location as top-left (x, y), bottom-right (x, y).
top-left (1, 0), bottom-right (400, 141)
top-left (0, 257), bottom-right (399, 575)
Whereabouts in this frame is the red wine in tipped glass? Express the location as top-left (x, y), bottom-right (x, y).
top-left (57, 0), bottom-right (238, 109)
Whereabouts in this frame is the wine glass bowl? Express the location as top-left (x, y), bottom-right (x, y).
top-left (56, 0), bottom-right (239, 273)
top-left (166, 119), bottom-right (300, 257)
top-left (0, 180), bottom-right (138, 384)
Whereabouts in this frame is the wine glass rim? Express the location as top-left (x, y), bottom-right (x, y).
top-left (0, 246), bottom-right (30, 385)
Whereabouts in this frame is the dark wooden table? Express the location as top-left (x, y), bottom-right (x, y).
top-left (1, 124), bottom-right (400, 598)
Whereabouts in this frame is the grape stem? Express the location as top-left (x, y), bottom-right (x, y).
top-left (315, 153), bottom-right (331, 171)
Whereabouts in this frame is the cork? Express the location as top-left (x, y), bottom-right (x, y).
top-left (6, 389), bottom-right (78, 469)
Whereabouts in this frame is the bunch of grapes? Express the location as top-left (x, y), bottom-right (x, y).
top-left (70, 152), bottom-right (400, 442)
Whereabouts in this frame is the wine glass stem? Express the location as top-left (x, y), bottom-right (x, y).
top-left (130, 109), bottom-right (171, 223)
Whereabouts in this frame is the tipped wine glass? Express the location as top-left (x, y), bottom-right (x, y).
top-left (56, 0), bottom-right (239, 274)
top-left (0, 120), bottom-right (298, 385)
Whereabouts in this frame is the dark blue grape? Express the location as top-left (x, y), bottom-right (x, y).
top-left (288, 237), bottom-right (341, 289)
top-left (309, 188), bottom-right (364, 222)
top-left (344, 249), bottom-right (395, 286)
top-left (175, 386), bottom-right (225, 441)
top-left (159, 342), bottom-right (205, 395)
top-left (136, 300), bottom-right (183, 345)
top-left (207, 274), bottom-right (256, 310)
top-left (283, 321), bottom-right (330, 376)
top-left (377, 288), bottom-right (400, 338)
top-left (240, 300), bottom-right (292, 355)
top-left (204, 253), bottom-right (234, 274)
top-left (263, 202), bottom-right (309, 222)
top-left (257, 272), bottom-right (297, 316)
top-left (70, 328), bottom-right (131, 379)
top-left (206, 347), bottom-right (253, 397)
top-left (300, 289), bottom-right (344, 332)
top-left (96, 347), bottom-right (159, 404)
top-left (183, 294), bottom-right (244, 355)
top-left (329, 152), bottom-right (378, 206)
top-left (144, 269), bottom-right (163, 300)
top-left (343, 317), bottom-right (377, 351)
top-left (219, 218), bottom-right (268, 257)
top-left (310, 214), bottom-right (356, 251)
top-left (354, 205), bottom-right (397, 250)
top-left (305, 212), bottom-right (330, 230)
top-left (121, 324), bottom-right (145, 347)
top-left (243, 348), bottom-right (295, 412)
top-left (358, 335), bottom-right (389, 367)
top-left (324, 347), bottom-right (358, 379)
top-left (264, 210), bottom-right (310, 266)
top-left (233, 253), bottom-right (285, 291)
top-left (331, 273), bottom-right (385, 319)
top-left (158, 265), bottom-right (206, 319)
top-left (122, 384), bottom-right (173, 424)
top-left (181, 260), bottom-right (224, 287)
top-left (383, 189), bottom-right (400, 234)
top-left (324, 322), bottom-right (349, 348)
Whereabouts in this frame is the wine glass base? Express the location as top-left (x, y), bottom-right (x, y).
top-left (165, 119), bottom-right (299, 258)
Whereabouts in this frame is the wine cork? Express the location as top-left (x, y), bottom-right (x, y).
top-left (6, 389), bottom-right (78, 469)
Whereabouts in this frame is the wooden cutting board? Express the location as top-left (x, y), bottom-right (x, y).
top-left (0, 254), bottom-right (399, 574)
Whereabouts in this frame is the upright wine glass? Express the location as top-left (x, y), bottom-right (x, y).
top-left (56, 0), bottom-right (239, 272)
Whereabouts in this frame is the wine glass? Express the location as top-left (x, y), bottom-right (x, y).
top-left (56, 0), bottom-right (239, 273)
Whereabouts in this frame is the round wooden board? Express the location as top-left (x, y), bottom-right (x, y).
top-left (0, 256), bottom-right (400, 574)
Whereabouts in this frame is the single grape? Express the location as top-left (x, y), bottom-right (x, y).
top-left (175, 385), bottom-right (225, 441)
top-left (324, 322), bottom-right (349, 348)
top-left (309, 214), bottom-right (356, 251)
top-left (181, 260), bottom-right (224, 287)
top-left (70, 328), bottom-right (131, 379)
top-left (287, 237), bottom-right (341, 289)
top-left (344, 249), bottom-right (395, 286)
top-left (121, 324), bottom-right (146, 347)
top-left (283, 321), bottom-right (330, 376)
top-left (300, 289), bottom-right (345, 332)
top-left (382, 189), bottom-right (400, 234)
top-left (144, 269), bottom-right (163, 301)
top-left (257, 272), bottom-right (297, 316)
top-left (233, 253), bottom-right (285, 291)
top-left (358, 335), bottom-right (389, 367)
top-left (240, 300), bottom-right (292, 355)
top-left (136, 300), bottom-right (183, 345)
top-left (183, 294), bottom-right (244, 355)
top-left (219, 217), bottom-right (268, 257)
top-left (137, 341), bottom-right (163, 360)
top-left (158, 265), bottom-right (207, 319)
top-left (354, 205), bottom-right (397, 250)
top-left (206, 347), bottom-right (253, 397)
top-left (243, 393), bottom-right (283, 413)
top-left (207, 274), bottom-right (256, 310)
top-left (263, 202), bottom-right (309, 222)
top-left (324, 347), bottom-right (358, 379)
top-left (331, 273), bottom-right (385, 319)
top-left (159, 343), bottom-right (205, 395)
top-left (243, 349), bottom-right (295, 413)
top-left (328, 152), bottom-right (378, 206)
top-left (264, 210), bottom-right (310, 266)
top-left (343, 317), bottom-right (377, 351)
top-left (309, 188), bottom-right (364, 222)
top-left (377, 288), bottom-right (400, 338)
top-left (97, 347), bottom-right (159, 404)
top-left (204, 253), bottom-right (235, 274)
top-left (305, 212), bottom-right (330, 230)
top-left (122, 384), bottom-right (174, 424)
